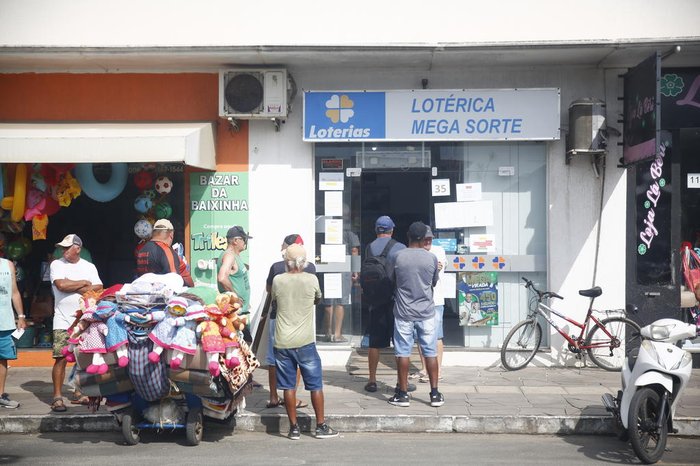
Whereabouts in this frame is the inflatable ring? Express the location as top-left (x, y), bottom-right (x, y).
top-left (75, 163), bottom-right (128, 203)
top-left (11, 163), bottom-right (27, 222)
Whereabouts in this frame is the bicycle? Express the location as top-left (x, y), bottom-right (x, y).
top-left (500, 277), bottom-right (641, 371)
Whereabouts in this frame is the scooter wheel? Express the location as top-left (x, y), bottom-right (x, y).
top-left (628, 387), bottom-right (667, 464)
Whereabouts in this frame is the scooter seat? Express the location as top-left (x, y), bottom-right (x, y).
top-left (578, 286), bottom-right (602, 298)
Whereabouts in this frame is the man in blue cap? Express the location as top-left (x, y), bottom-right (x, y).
top-left (361, 216), bottom-right (406, 392)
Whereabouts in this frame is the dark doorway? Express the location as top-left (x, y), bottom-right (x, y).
top-left (359, 169), bottom-right (432, 250)
top-left (358, 168), bottom-right (431, 335)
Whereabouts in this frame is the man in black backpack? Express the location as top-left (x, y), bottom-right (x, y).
top-left (361, 216), bottom-right (405, 392)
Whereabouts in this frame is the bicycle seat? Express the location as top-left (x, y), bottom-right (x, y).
top-left (578, 286), bottom-right (602, 298)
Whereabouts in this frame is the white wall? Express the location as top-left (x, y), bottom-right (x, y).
top-left (248, 63), bottom-right (628, 364)
top-left (1, 0), bottom-right (698, 47)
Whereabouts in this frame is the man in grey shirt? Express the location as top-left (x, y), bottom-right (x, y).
top-left (388, 221), bottom-right (443, 408)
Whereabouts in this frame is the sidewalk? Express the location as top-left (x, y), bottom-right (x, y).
top-left (2, 365), bottom-right (699, 436)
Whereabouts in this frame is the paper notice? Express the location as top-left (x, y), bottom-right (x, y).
top-left (324, 191), bottom-right (343, 216)
top-left (325, 219), bottom-right (343, 244)
top-left (323, 273), bottom-right (342, 299)
top-left (320, 244), bottom-right (346, 263)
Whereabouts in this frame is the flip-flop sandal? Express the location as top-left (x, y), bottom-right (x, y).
top-left (265, 400), bottom-right (284, 408)
top-left (409, 371), bottom-right (426, 380)
top-left (295, 400), bottom-right (308, 408)
top-left (364, 382), bottom-right (378, 392)
top-left (70, 395), bottom-right (90, 405)
top-left (51, 397), bottom-right (67, 412)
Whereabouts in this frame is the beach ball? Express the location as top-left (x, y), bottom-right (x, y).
top-left (154, 176), bottom-right (173, 195)
top-left (133, 195), bottom-right (153, 214)
top-left (154, 201), bottom-right (172, 219)
top-left (143, 189), bottom-right (157, 200)
top-left (134, 219), bottom-right (153, 239)
top-left (133, 170), bottom-right (155, 191)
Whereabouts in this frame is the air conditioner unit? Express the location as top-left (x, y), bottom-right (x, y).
top-left (219, 68), bottom-right (288, 119)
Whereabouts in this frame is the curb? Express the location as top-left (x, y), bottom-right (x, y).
top-left (5, 413), bottom-right (696, 436)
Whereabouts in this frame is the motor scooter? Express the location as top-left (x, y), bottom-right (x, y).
top-left (602, 312), bottom-right (698, 464)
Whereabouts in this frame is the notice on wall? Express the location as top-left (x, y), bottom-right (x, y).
top-left (441, 272), bottom-right (457, 299)
top-left (320, 244), bottom-right (346, 263)
top-left (323, 273), bottom-right (342, 299)
top-left (324, 191), bottom-right (343, 216)
top-left (190, 172), bottom-right (249, 287)
top-left (434, 201), bottom-right (493, 229)
top-left (458, 271), bottom-right (498, 326)
top-left (469, 234), bottom-right (496, 253)
top-left (455, 182), bottom-right (482, 202)
top-left (319, 172), bottom-right (344, 191)
top-left (325, 219), bottom-right (343, 244)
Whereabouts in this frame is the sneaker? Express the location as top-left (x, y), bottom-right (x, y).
top-left (288, 423), bottom-right (301, 440)
top-left (388, 392), bottom-right (410, 407)
top-left (315, 423), bottom-right (339, 439)
top-left (430, 391), bottom-right (445, 407)
top-left (396, 383), bottom-right (417, 393)
top-left (0, 393), bottom-right (19, 409)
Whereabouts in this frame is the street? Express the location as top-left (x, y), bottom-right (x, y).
top-left (0, 431), bottom-right (698, 465)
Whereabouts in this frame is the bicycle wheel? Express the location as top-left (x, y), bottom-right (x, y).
top-left (585, 317), bottom-right (641, 371)
top-left (501, 319), bottom-right (542, 371)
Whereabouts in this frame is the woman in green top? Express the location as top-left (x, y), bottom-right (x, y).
top-left (217, 226), bottom-right (251, 315)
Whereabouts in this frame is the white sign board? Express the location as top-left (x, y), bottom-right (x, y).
top-left (434, 201), bottom-right (494, 228)
top-left (688, 173), bottom-right (700, 189)
top-left (432, 178), bottom-right (451, 197)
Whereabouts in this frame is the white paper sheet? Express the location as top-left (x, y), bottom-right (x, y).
top-left (11, 328), bottom-right (25, 340)
top-left (456, 182), bottom-right (482, 202)
top-left (319, 172), bottom-right (344, 191)
top-left (434, 201), bottom-right (493, 228)
top-left (320, 244), bottom-right (346, 263)
top-left (324, 191), bottom-right (343, 216)
top-left (469, 234), bottom-right (497, 253)
top-left (323, 273), bottom-right (342, 299)
top-left (441, 273), bottom-right (457, 299)
top-left (324, 219), bottom-right (343, 244)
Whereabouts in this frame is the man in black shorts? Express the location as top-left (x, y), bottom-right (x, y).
top-left (363, 216), bottom-right (406, 392)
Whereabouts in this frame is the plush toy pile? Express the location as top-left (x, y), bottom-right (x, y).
top-left (64, 277), bottom-right (259, 419)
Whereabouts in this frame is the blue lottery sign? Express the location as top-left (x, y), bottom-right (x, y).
top-left (303, 89), bottom-right (560, 142)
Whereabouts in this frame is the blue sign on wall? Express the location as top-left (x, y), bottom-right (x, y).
top-left (303, 92), bottom-right (385, 141)
top-left (303, 89), bottom-right (560, 142)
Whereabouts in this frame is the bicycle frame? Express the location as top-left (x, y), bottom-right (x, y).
top-left (531, 300), bottom-right (612, 350)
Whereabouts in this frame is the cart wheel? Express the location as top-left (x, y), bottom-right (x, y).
top-left (121, 412), bottom-right (140, 446)
top-left (185, 408), bottom-right (203, 446)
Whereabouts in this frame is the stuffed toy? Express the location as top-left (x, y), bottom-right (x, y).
top-left (67, 291), bottom-right (109, 374)
top-left (94, 300), bottom-right (130, 368)
top-left (169, 302), bottom-right (207, 370)
top-left (196, 304), bottom-right (226, 377)
top-left (215, 292), bottom-right (248, 369)
top-left (146, 296), bottom-right (189, 364)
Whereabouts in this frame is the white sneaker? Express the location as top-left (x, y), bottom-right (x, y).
top-left (0, 393), bottom-right (19, 409)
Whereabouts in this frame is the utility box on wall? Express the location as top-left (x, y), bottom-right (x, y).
top-left (566, 98), bottom-right (607, 162)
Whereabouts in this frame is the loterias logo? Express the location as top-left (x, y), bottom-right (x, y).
top-left (325, 94), bottom-right (355, 123)
top-left (308, 94), bottom-right (372, 139)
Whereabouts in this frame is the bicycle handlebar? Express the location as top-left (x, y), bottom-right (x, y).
top-left (521, 276), bottom-right (563, 300)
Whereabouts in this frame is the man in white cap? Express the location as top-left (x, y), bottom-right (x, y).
top-left (49, 234), bottom-right (102, 412)
top-left (135, 219), bottom-right (193, 287)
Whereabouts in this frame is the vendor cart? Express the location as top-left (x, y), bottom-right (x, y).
top-left (73, 290), bottom-right (258, 446)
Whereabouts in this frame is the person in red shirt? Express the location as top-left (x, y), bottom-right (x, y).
top-left (135, 219), bottom-right (193, 287)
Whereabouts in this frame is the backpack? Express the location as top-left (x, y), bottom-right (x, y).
top-left (360, 239), bottom-right (397, 305)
